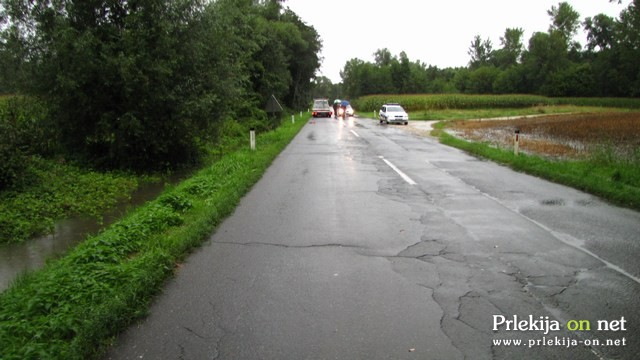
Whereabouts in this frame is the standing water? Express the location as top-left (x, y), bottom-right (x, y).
top-left (0, 179), bottom-right (177, 292)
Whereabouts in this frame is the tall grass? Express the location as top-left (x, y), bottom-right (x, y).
top-left (353, 94), bottom-right (640, 112)
top-left (0, 113), bottom-right (308, 359)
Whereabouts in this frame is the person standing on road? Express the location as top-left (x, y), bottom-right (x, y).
top-left (333, 99), bottom-right (341, 119)
top-left (340, 99), bottom-right (350, 118)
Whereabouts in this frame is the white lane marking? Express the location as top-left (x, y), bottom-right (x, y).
top-left (425, 159), bottom-right (640, 285)
top-left (350, 130), bottom-right (360, 138)
top-left (379, 156), bottom-right (416, 185)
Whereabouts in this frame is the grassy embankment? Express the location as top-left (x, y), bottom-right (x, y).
top-left (0, 112), bottom-right (308, 359)
top-left (356, 94), bottom-right (640, 210)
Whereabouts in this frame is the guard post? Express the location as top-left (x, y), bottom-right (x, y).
top-left (250, 128), bottom-right (256, 151)
top-left (514, 128), bottom-right (520, 155)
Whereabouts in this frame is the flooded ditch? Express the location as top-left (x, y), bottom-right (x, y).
top-left (0, 178), bottom-right (180, 292)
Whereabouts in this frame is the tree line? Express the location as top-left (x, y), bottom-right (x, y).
top-left (337, 1), bottom-right (640, 99)
top-left (0, 0), bottom-right (321, 173)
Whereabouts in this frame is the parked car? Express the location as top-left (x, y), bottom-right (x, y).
top-left (312, 98), bottom-right (332, 118)
top-left (379, 103), bottom-right (408, 125)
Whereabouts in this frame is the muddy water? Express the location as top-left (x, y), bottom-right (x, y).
top-left (0, 179), bottom-right (176, 292)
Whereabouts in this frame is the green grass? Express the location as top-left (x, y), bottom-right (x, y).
top-left (437, 131), bottom-right (640, 211)
top-left (0, 112), bottom-right (308, 359)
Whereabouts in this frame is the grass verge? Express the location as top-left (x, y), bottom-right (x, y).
top-left (0, 113), bottom-right (308, 359)
top-left (437, 130), bottom-right (640, 211)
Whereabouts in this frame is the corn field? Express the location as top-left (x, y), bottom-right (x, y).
top-left (353, 94), bottom-right (640, 112)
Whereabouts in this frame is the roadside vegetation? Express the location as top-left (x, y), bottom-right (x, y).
top-left (0, 0), bottom-right (321, 244)
top-left (1, 0), bottom-right (320, 171)
top-left (0, 113), bottom-right (308, 359)
top-left (1, 1), bottom-right (320, 356)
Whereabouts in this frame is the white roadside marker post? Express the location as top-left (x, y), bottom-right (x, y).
top-left (250, 128), bottom-right (256, 151)
top-left (514, 129), bottom-right (520, 156)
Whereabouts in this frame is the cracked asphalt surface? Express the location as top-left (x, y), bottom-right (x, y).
top-left (106, 116), bottom-right (639, 359)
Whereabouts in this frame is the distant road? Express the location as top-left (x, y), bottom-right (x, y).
top-left (106, 116), bottom-right (640, 360)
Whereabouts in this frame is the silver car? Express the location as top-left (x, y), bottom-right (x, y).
top-left (379, 103), bottom-right (409, 125)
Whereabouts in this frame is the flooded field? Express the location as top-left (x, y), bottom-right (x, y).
top-left (448, 112), bottom-right (640, 161)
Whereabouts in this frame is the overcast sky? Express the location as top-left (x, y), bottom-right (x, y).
top-left (284, 0), bottom-right (630, 83)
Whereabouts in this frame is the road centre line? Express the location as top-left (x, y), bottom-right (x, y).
top-left (350, 130), bottom-right (360, 138)
top-left (379, 156), bottom-right (417, 185)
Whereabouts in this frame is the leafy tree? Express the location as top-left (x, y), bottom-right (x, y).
top-left (280, 9), bottom-right (321, 109)
top-left (311, 76), bottom-right (335, 100)
top-left (374, 48), bottom-right (393, 67)
top-left (453, 68), bottom-right (471, 93)
top-left (492, 28), bottom-right (524, 69)
top-left (468, 35), bottom-right (493, 70)
top-left (493, 65), bottom-right (527, 94)
top-left (340, 58), bottom-right (366, 98)
top-left (616, 0), bottom-right (640, 95)
top-left (548, 2), bottom-right (581, 41)
top-left (547, 1), bottom-right (582, 56)
top-left (246, 3), bottom-right (321, 112)
top-left (391, 51), bottom-right (411, 93)
top-left (0, 0), bottom-right (321, 169)
top-left (542, 63), bottom-right (596, 96)
top-left (466, 66), bottom-right (500, 94)
top-left (521, 31), bottom-right (569, 94)
top-left (584, 14), bottom-right (617, 51)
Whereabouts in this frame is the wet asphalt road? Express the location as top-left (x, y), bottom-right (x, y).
top-left (106, 116), bottom-right (640, 359)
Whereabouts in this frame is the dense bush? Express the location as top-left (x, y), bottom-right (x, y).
top-left (0, 131), bottom-right (26, 190)
top-left (0, 97), bottom-right (52, 190)
top-left (0, 0), bottom-right (320, 171)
